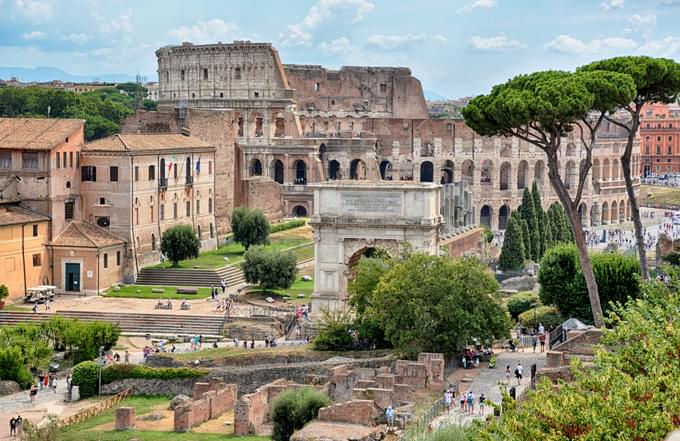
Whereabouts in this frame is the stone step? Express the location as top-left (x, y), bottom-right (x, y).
top-left (135, 265), bottom-right (245, 288)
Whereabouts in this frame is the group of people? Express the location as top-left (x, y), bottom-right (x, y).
top-left (505, 362), bottom-right (524, 386)
top-left (442, 388), bottom-right (486, 416)
top-left (296, 304), bottom-right (310, 323)
top-left (8, 415), bottom-right (22, 437)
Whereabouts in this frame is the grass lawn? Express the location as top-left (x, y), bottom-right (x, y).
top-left (1, 304), bottom-right (31, 312)
top-left (250, 277), bottom-right (314, 305)
top-left (640, 184), bottom-right (680, 207)
top-left (104, 285), bottom-right (212, 299)
top-left (152, 234), bottom-right (311, 269)
top-left (59, 395), bottom-right (268, 441)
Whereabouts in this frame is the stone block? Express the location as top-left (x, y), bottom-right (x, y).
top-left (318, 400), bottom-right (378, 426)
top-left (192, 382), bottom-right (211, 400)
top-left (352, 388), bottom-right (367, 400)
top-left (355, 380), bottom-right (378, 389)
top-left (174, 404), bottom-right (192, 432)
top-left (377, 366), bottom-right (391, 375)
top-left (545, 351), bottom-right (565, 368)
top-left (115, 407), bottom-right (135, 431)
top-left (536, 366), bottom-right (573, 384)
top-left (393, 384), bottom-right (412, 403)
top-left (367, 388), bottom-right (393, 410)
top-left (375, 374), bottom-right (395, 390)
top-left (352, 367), bottom-right (376, 381)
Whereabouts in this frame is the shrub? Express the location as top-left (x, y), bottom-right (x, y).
top-left (0, 284), bottom-right (8, 301)
top-left (271, 388), bottom-right (331, 441)
top-left (0, 346), bottom-right (33, 388)
top-left (72, 361), bottom-right (100, 398)
top-left (518, 306), bottom-right (561, 331)
top-left (161, 225), bottom-right (200, 266)
top-left (231, 207), bottom-right (270, 249)
top-left (102, 365), bottom-right (208, 383)
top-left (242, 246), bottom-right (298, 290)
top-left (313, 311), bottom-right (355, 351)
top-left (506, 292), bottom-right (539, 319)
top-left (271, 219), bottom-right (306, 233)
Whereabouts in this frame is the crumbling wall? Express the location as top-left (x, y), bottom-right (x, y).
top-left (317, 400), bottom-right (378, 426)
top-left (173, 379), bottom-right (237, 432)
top-left (242, 177), bottom-right (284, 222)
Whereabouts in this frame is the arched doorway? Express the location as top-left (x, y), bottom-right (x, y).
top-left (481, 160), bottom-right (493, 184)
top-left (420, 161), bottom-right (434, 182)
top-left (293, 205), bottom-right (307, 217)
top-left (499, 205), bottom-right (510, 230)
top-left (319, 143), bottom-right (327, 161)
top-left (500, 162), bottom-right (511, 190)
top-left (441, 160), bottom-right (454, 184)
top-left (565, 160), bottom-right (576, 190)
top-left (601, 201), bottom-right (609, 224)
top-left (250, 159), bottom-right (263, 176)
top-left (619, 199), bottom-right (625, 222)
top-left (578, 203), bottom-right (587, 225)
top-left (480, 205), bottom-right (491, 229)
top-left (517, 160), bottom-right (528, 189)
top-left (350, 159), bottom-right (366, 180)
top-left (380, 160), bottom-right (391, 180)
top-left (272, 159), bottom-right (284, 184)
top-left (329, 160), bottom-right (341, 180)
top-left (294, 160), bottom-right (307, 184)
top-left (534, 160), bottom-right (545, 187)
top-left (461, 160), bottom-right (474, 184)
top-left (185, 157), bottom-right (191, 180)
top-left (611, 201), bottom-right (618, 224)
top-left (347, 246), bottom-right (392, 273)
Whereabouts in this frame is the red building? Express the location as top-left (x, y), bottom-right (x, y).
top-left (640, 103), bottom-right (680, 176)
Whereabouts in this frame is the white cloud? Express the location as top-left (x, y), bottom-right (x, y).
top-left (279, 0), bottom-right (375, 47)
top-left (458, 0), bottom-right (496, 14)
top-left (168, 19), bottom-right (239, 43)
top-left (638, 36), bottom-right (680, 57)
top-left (21, 30), bottom-right (46, 40)
top-left (14, 0), bottom-right (51, 23)
top-left (600, 0), bottom-right (624, 10)
top-left (365, 34), bottom-right (431, 50)
top-left (318, 36), bottom-right (355, 54)
top-left (469, 34), bottom-right (524, 52)
top-left (61, 33), bottom-right (93, 44)
top-left (99, 12), bottom-right (132, 34)
top-left (544, 34), bottom-right (637, 54)
top-left (629, 13), bottom-right (657, 28)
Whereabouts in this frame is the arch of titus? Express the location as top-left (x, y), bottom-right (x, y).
top-left (310, 181), bottom-right (443, 314)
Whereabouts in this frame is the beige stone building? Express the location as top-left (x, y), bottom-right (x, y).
top-left (81, 133), bottom-right (218, 277)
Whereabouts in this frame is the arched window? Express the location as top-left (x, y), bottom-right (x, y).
top-left (294, 160), bottom-right (307, 184)
top-left (379, 160), bottom-right (391, 180)
top-left (480, 205), bottom-right (491, 229)
top-left (420, 161), bottom-right (434, 183)
top-left (151, 234), bottom-right (156, 251)
top-left (499, 162), bottom-right (511, 190)
top-left (329, 160), bottom-right (341, 180)
top-left (272, 160), bottom-right (284, 184)
top-left (350, 159), bottom-right (366, 180)
top-left (481, 160), bottom-right (493, 184)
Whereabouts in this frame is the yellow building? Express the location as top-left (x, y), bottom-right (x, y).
top-left (0, 205), bottom-right (50, 301)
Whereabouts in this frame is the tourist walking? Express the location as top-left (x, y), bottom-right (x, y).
top-left (531, 334), bottom-right (538, 353)
top-left (444, 389), bottom-right (453, 414)
top-left (539, 333), bottom-right (546, 352)
top-left (15, 416), bottom-right (22, 436)
top-left (479, 393), bottom-right (486, 416)
top-left (505, 365), bottom-right (511, 385)
top-left (124, 350), bottom-right (130, 364)
top-left (29, 383), bottom-right (37, 404)
top-left (467, 391), bottom-right (475, 415)
top-left (515, 362), bottom-right (523, 385)
top-left (9, 416), bottom-right (16, 437)
top-left (221, 279), bottom-right (227, 294)
top-left (460, 391), bottom-right (466, 411)
top-left (386, 406), bottom-right (394, 429)
top-left (51, 376), bottom-right (57, 394)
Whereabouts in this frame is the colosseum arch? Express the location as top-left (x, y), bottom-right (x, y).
top-left (249, 158), bottom-right (263, 177)
top-left (480, 205), bottom-right (492, 229)
top-left (420, 161), bottom-right (434, 183)
top-left (601, 201), bottom-right (609, 224)
top-left (350, 159), bottom-right (367, 180)
top-left (578, 203), bottom-right (588, 226)
top-left (274, 112), bottom-right (285, 137)
top-left (534, 160), bottom-right (545, 187)
top-left (611, 201), bottom-right (618, 224)
top-left (619, 199), bottom-right (626, 222)
top-left (566, 143), bottom-right (577, 157)
top-left (499, 205), bottom-right (510, 230)
top-left (293, 205), bottom-right (308, 217)
top-left (271, 159), bottom-right (284, 184)
top-left (565, 160), bottom-right (577, 190)
top-left (481, 160), bottom-right (493, 184)
top-left (500, 146), bottom-right (511, 157)
top-left (379, 160), bottom-right (391, 180)
top-left (441, 160), bottom-right (454, 184)
top-left (517, 160), bottom-right (528, 189)
top-left (590, 203), bottom-right (599, 227)
top-left (592, 159), bottom-right (601, 184)
top-left (602, 159), bottom-right (611, 181)
top-left (612, 159), bottom-right (620, 180)
top-left (329, 160), bottom-right (341, 180)
top-left (461, 160), bottom-right (474, 184)
top-left (500, 162), bottom-right (511, 190)
top-left (293, 159), bottom-right (307, 184)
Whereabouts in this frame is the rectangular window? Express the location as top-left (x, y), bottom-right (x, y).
top-left (99, 197), bottom-right (106, 205)
top-left (180, 70), bottom-right (185, 81)
top-left (134, 166), bottom-right (139, 181)
top-left (110, 166), bottom-right (119, 182)
top-left (196, 200), bottom-right (201, 214)
top-left (81, 166), bottom-right (97, 182)
top-left (32, 224), bottom-right (38, 237)
top-left (64, 201), bottom-right (74, 220)
top-left (63, 152), bottom-right (67, 168)
top-left (380, 83), bottom-right (387, 93)
top-left (150, 207), bottom-right (154, 223)
top-left (314, 82), bottom-right (320, 92)
top-left (209, 161), bottom-right (212, 175)
top-left (116, 251), bottom-right (121, 266)
top-left (103, 253), bottom-right (108, 269)
top-left (56, 152), bottom-right (60, 169)
top-left (203, 68), bottom-right (208, 80)
top-left (0, 151), bottom-right (11, 169)
top-left (173, 203), bottom-right (178, 219)
top-left (173, 163), bottom-right (178, 179)
top-left (669, 145), bottom-right (673, 155)
top-left (186, 201), bottom-right (191, 217)
top-left (76, 152), bottom-right (80, 168)
top-left (148, 165), bottom-right (155, 181)
top-left (657, 145), bottom-right (661, 155)
top-left (160, 204), bottom-right (165, 220)
top-left (22, 152), bottom-right (39, 169)
top-left (208, 198), bottom-right (212, 214)
top-left (32, 254), bottom-right (41, 267)
top-left (69, 152), bottom-right (73, 168)
top-left (234, 67), bottom-right (241, 80)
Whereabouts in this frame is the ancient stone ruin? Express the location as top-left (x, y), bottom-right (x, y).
top-left (173, 378), bottom-right (237, 432)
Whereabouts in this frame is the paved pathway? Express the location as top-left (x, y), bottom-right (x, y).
top-left (432, 350), bottom-right (546, 428)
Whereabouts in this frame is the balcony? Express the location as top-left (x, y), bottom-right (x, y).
top-left (185, 175), bottom-right (194, 188)
top-left (159, 178), bottom-right (168, 191)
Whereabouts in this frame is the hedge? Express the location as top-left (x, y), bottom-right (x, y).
top-left (507, 292), bottom-right (539, 319)
top-left (271, 219), bottom-right (306, 233)
top-left (101, 364), bottom-right (208, 383)
top-left (518, 306), bottom-right (562, 331)
top-left (72, 361), bottom-right (100, 398)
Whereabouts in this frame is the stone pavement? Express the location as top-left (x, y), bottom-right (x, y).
top-left (0, 381), bottom-right (71, 440)
top-left (431, 349), bottom-right (546, 428)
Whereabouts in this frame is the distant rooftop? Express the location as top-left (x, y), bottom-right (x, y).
top-left (83, 133), bottom-right (213, 154)
top-left (0, 118), bottom-right (84, 150)
top-left (51, 221), bottom-right (125, 248)
top-left (0, 205), bottom-right (49, 227)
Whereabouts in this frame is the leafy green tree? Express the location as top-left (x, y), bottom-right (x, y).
top-left (520, 219), bottom-right (531, 261)
top-left (368, 253), bottom-right (510, 357)
top-left (506, 292), bottom-right (539, 320)
top-left (231, 207), bottom-right (270, 250)
top-left (0, 284), bottom-right (8, 303)
top-left (518, 306), bottom-right (562, 332)
top-left (531, 182), bottom-right (547, 256)
top-left (313, 311), bottom-right (355, 351)
top-left (499, 216), bottom-right (525, 271)
top-left (463, 69), bottom-right (636, 327)
top-left (539, 244), bottom-right (641, 322)
top-left (242, 246), bottom-right (297, 290)
top-left (347, 257), bottom-right (392, 348)
top-left (271, 388), bottom-right (331, 441)
top-left (520, 188), bottom-right (540, 261)
top-left (160, 225), bottom-right (200, 266)
top-left (580, 57), bottom-right (680, 281)
top-left (543, 210), bottom-right (554, 251)
top-left (142, 99), bottom-right (158, 111)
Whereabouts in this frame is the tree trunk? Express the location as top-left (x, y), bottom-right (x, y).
top-left (620, 112), bottom-right (648, 280)
top-left (547, 163), bottom-right (604, 328)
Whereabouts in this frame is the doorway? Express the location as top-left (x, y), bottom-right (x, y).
top-left (65, 262), bottom-right (80, 292)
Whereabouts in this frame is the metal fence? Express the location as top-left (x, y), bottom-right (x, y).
top-left (402, 397), bottom-right (445, 441)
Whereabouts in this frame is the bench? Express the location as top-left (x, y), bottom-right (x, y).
top-left (155, 303), bottom-right (173, 310)
top-left (180, 303), bottom-right (191, 310)
top-left (177, 288), bottom-right (198, 295)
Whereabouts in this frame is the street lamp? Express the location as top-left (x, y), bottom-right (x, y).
top-left (98, 346), bottom-right (105, 397)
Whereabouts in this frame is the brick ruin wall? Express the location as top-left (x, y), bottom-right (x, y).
top-left (174, 379), bottom-right (237, 432)
top-left (241, 177), bottom-right (284, 223)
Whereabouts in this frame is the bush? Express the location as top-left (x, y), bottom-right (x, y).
top-left (0, 346), bottom-right (33, 388)
top-left (518, 306), bottom-right (561, 331)
top-left (313, 311), bottom-right (355, 351)
top-left (271, 388), bottom-right (331, 441)
top-left (0, 284), bottom-right (8, 301)
top-left (242, 246), bottom-right (298, 290)
top-left (271, 219), bottom-right (306, 233)
top-left (161, 225), bottom-right (200, 266)
top-left (102, 365), bottom-right (208, 383)
top-left (507, 292), bottom-right (539, 319)
top-left (231, 207), bottom-right (270, 249)
top-left (72, 361), bottom-right (100, 398)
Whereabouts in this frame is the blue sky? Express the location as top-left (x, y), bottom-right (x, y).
top-left (1, 0), bottom-right (680, 97)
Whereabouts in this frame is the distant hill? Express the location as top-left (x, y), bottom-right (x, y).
top-left (0, 66), bottom-right (153, 84)
top-left (424, 89), bottom-right (448, 101)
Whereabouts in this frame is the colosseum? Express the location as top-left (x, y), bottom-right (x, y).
top-left (134, 40), bottom-right (639, 236)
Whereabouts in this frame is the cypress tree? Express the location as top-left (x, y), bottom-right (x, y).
top-left (499, 216), bottom-right (525, 270)
top-left (521, 219), bottom-right (531, 260)
top-left (543, 210), bottom-right (554, 251)
top-left (520, 188), bottom-right (540, 261)
top-left (509, 211), bottom-right (527, 257)
top-left (532, 182), bottom-right (546, 257)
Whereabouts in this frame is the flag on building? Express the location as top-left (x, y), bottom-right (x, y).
top-left (196, 157), bottom-right (201, 174)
